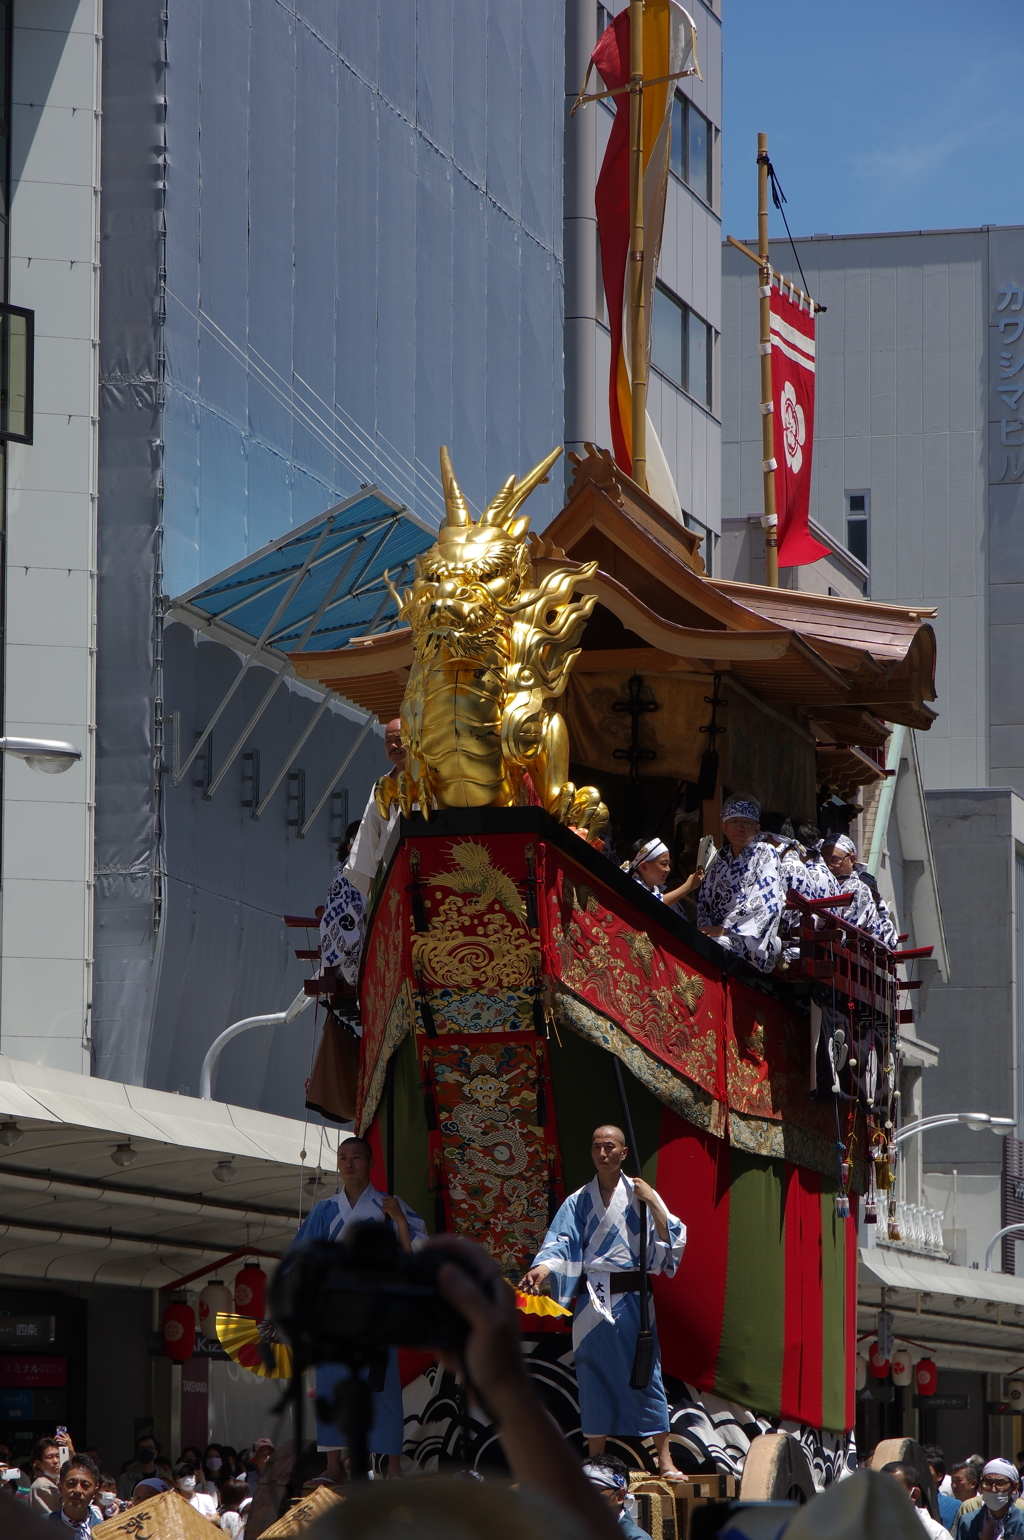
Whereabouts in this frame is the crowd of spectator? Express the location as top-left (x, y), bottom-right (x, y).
top-left (0, 1429), bottom-right (275, 1530)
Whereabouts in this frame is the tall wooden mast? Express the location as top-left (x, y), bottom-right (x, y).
top-left (628, 0), bottom-right (647, 493)
top-left (757, 131), bottom-right (779, 587)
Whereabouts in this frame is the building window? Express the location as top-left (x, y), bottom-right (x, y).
top-left (846, 491), bottom-right (869, 568)
top-left (684, 513), bottom-right (713, 576)
top-left (670, 91), bottom-right (712, 206)
top-left (652, 282), bottom-right (713, 409)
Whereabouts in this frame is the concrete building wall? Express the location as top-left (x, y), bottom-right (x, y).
top-left (722, 228), bottom-right (1000, 792)
top-left (918, 787), bottom-right (1024, 1176)
top-left (986, 229), bottom-right (1024, 793)
top-left (564, 0), bottom-right (722, 555)
top-left (2, 0), bottom-right (102, 1070)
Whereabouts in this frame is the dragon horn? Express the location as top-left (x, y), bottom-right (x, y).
top-left (479, 474), bottom-right (517, 527)
top-left (499, 446), bottom-right (563, 528)
top-left (440, 445), bottom-right (471, 528)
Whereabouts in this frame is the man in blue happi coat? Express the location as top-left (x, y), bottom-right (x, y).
top-left (291, 1135), bottom-right (426, 1478)
top-left (520, 1124), bottom-right (687, 1481)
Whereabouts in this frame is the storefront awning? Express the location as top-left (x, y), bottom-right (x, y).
top-left (859, 1244), bottom-right (1024, 1372)
top-left (0, 1054), bottom-right (345, 1289)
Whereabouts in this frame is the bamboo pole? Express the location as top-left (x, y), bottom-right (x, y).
top-left (757, 132), bottom-right (778, 586)
top-left (628, 0), bottom-right (647, 491)
top-left (726, 234), bottom-right (819, 313)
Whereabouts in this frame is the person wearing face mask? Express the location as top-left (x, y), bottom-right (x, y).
top-left (172, 1462), bottom-right (218, 1518)
top-left (117, 1436), bottom-right (160, 1501)
top-left (202, 1446), bottom-right (227, 1499)
top-left (880, 1463), bottom-right (948, 1539)
top-left (952, 1460), bottom-right (1024, 1539)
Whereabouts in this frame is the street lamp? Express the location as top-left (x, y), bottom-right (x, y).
top-left (894, 1113), bottom-right (1017, 1147)
top-left (0, 736), bottom-right (81, 774)
top-left (199, 987), bottom-right (313, 1101)
top-left (985, 1225), bottom-right (1024, 1272)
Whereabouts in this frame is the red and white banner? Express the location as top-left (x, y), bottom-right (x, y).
top-left (770, 283), bottom-right (828, 567)
top-left (593, 2), bottom-right (699, 484)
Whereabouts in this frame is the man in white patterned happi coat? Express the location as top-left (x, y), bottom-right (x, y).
top-left (696, 795), bottom-right (784, 972)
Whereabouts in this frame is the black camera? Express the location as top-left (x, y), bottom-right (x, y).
top-left (269, 1220), bottom-right (490, 1369)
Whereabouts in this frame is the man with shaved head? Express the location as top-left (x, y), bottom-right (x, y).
top-left (521, 1122), bottom-right (687, 1480)
top-left (344, 718), bottom-right (407, 897)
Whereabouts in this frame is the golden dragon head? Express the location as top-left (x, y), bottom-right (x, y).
top-left (390, 445), bottom-right (562, 654)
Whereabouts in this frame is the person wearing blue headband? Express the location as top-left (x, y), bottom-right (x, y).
top-left (696, 796), bottom-right (784, 973)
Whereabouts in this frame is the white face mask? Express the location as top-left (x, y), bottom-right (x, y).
top-left (982, 1490), bottom-right (1013, 1511)
top-left (178, 1477), bottom-right (197, 1493)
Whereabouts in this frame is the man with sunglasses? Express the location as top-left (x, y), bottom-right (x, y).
top-left (955, 1459), bottom-right (1024, 1539)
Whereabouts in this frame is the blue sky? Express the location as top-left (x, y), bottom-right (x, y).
top-left (722, 0), bottom-right (1024, 241)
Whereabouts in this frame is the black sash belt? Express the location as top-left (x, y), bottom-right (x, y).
top-left (583, 1271), bottom-right (642, 1294)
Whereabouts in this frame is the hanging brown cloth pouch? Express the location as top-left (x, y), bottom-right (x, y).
top-left (305, 1011), bottom-right (360, 1124)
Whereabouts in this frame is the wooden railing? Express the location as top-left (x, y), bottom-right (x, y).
top-left (783, 889), bottom-right (932, 1025)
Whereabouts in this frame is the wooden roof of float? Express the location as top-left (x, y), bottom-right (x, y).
top-left (289, 446), bottom-right (938, 785)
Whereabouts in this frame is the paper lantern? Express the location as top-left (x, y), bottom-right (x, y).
top-left (915, 1358), bottom-right (938, 1396)
top-left (869, 1344), bottom-right (890, 1379)
top-left (198, 1279), bottom-right (233, 1341)
top-left (1009, 1378), bottom-right (1024, 1411)
top-left (855, 1355), bottom-right (868, 1390)
top-left (234, 1262), bottom-right (267, 1319)
top-left (162, 1299), bottom-right (195, 1362)
top-left (891, 1349), bottom-right (913, 1386)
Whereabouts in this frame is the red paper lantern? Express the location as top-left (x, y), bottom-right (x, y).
top-left (915, 1358), bottom-right (938, 1396)
top-left (162, 1299), bottom-right (195, 1362)
top-left (234, 1262), bottom-right (266, 1319)
top-left (869, 1344), bottom-right (890, 1379)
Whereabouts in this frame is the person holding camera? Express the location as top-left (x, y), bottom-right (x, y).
top-left (520, 1125), bottom-right (687, 1482)
top-left (292, 1134), bottom-right (426, 1479)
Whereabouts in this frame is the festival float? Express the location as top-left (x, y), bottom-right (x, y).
top-left (288, 438), bottom-right (937, 1487)
top-left (282, 0), bottom-right (940, 1495)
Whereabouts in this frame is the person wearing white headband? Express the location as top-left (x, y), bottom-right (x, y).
top-left (822, 832), bottom-right (897, 949)
top-left (956, 1459), bottom-right (1024, 1538)
top-left (622, 837), bottom-right (704, 911)
top-left (583, 1454), bottom-right (651, 1540)
top-left (696, 795), bottom-right (784, 973)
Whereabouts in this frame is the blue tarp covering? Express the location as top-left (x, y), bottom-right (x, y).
top-left (160, 0), bottom-right (565, 600)
top-left (173, 488), bottom-right (436, 654)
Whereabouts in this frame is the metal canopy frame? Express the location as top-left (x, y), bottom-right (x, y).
top-left (166, 486), bottom-right (434, 830)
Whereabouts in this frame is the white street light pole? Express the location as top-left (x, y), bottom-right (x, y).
top-left (894, 1112), bottom-right (1016, 1147)
top-left (985, 1224), bottom-right (1024, 1272)
top-left (200, 988), bottom-right (313, 1101)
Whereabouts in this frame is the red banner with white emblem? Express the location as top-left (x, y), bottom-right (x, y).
top-left (770, 284), bottom-right (828, 567)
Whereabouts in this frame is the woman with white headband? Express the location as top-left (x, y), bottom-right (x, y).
top-left (622, 837), bottom-right (704, 912)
